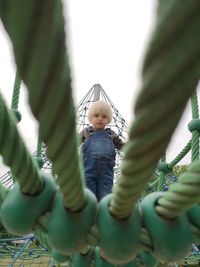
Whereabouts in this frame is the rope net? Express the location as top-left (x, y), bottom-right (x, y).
top-left (0, 0), bottom-right (199, 266)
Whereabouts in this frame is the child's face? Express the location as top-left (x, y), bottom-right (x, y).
top-left (91, 113), bottom-right (109, 129)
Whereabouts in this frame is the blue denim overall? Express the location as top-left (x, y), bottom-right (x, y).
top-left (82, 129), bottom-right (116, 201)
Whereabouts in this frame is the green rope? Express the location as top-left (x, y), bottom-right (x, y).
top-left (148, 140), bottom-right (191, 193)
top-left (0, 93), bottom-right (43, 194)
top-left (191, 91), bottom-right (199, 120)
top-left (156, 160), bottom-right (200, 219)
top-left (139, 165), bottom-right (200, 254)
top-left (157, 171), bottom-right (165, 191)
top-left (150, 139), bottom-right (191, 191)
top-left (191, 130), bottom-right (200, 162)
top-left (154, 140), bottom-right (192, 192)
top-left (110, 0), bottom-right (200, 219)
top-left (168, 139), bottom-right (191, 168)
top-left (0, 4), bottom-right (199, 266)
top-left (0, 0), bottom-right (85, 211)
top-left (86, 225), bottom-right (100, 247)
top-left (142, 0), bottom-right (199, 73)
top-left (36, 139), bottom-right (42, 158)
top-left (148, 177), bottom-right (159, 189)
top-left (191, 91), bottom-right (200, 161)
top-left (11, 70), bottom-right (21, 110)
top-left (157, 156), bottom-right (167, 191)
top-left (0, 182), bottom-right (9, 206)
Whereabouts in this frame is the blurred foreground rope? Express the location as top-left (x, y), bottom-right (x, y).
top-left (0, 0), bottom-right (85, 211)
top-left (110, 0), bottom-right (200, 219)
top-left (0, 93), bottom-right (43, 194)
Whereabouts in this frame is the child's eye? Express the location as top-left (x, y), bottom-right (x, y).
top-left (102, 115), bottom-right (107, 119)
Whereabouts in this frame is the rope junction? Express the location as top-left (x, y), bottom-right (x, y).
top-left (0, 0), bottom-right (199, 266)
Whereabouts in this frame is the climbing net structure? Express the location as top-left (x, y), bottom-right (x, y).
top-left (0, 83), bottom-right (129, 266)
top-left (0, 0), bottom-right (199, 266)
top-left (0, 233), bottom-right (55, 266)
top-left (0, 83), bottom-right (128, 189)
top-left (76, 83), bottom-right (128, 181)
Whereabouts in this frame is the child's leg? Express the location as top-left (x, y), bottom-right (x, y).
top-left (97, 160), bottom-right (114, 201)
top-left (84, 158), bottom-right (98, 199)
top-left (97, 174), bottom-right (113, 201)
top-left (85, 173), bottom-right (97, 197)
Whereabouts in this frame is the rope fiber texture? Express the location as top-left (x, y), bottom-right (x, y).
top-left (11, 71), bottom-right (21, 110)
top-left (156, 161), bottom-right (200, 220)
top-left (191, 91), bottom-right (200, 161)
top-left (168, 140), bottom-right (191, 168)
top-left (109, 0), bottom-right (200, 219)
top-left (0, 93), bottom-right (43, 194)
top-left (0, 0), bottom-right (200, 265)
top-left (0, 0), bottom-right (85, 211)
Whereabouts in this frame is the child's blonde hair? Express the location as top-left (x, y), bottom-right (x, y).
top-left (88, 100), bottom-right (112, 124)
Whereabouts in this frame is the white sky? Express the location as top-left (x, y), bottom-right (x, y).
top-left (0, 0), bottom-right (197, 169)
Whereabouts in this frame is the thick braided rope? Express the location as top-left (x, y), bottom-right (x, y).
top-left (0, 179), bottom-right (198, 266)
top-left (191, 91), bottom-right (200, 161)
top-left (83, 161), bottom-right (200, 254)
top-left (148, 139), bottom-right (191, 190)
top-left (110, 0), bottom-right (200, 219)
top-left (0, 1), bottom-right (198, 266)
top-left (149, 140), bottom-right (191, 190)
top-left (151, 140), bottom-right (191, 191)
top-left (140, 225), bottom-right (200, 255)
top-left (136, 159), bottom-right (200, 253)
top-left (157, 171), bottom-right (166, 191)
top-left (0, 93), bottom-right (43, 194)
top-left (156, 160), bottom-right (200, 219)
top-left (0, 0), bottom-right (85, 211)
top-left (139, 161), bottom-right (200, 252)
top-left (157, 91), bottom-right (199, 191)
top-left (11, 70), bottom-right (21, 109)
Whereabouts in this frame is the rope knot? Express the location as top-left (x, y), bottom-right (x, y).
top-left (97, 194), bottom-right (141, 265)
top-left (1, 173), bottom-right (57, 235)
top-left (188, 119), bottom-right (200, 132)
top-left (141, 192), bottom-right (193, 262)
top-left (47, 188), bottom-right (97, 254)
top-left (157, 162), bottom-right (172, 173)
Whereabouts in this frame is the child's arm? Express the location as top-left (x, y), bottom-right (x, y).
top-left (111, 130), bottom-right (125, 150)
top-left (79, 127), bottom-right (91, 144)
top-left (79, 129), bottom-right (86, 144)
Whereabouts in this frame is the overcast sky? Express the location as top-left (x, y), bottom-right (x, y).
top-left (0, 0), bottom-right (198, 168)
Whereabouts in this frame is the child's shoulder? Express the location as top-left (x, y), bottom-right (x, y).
top-left (86, 126), bottom-right (94, 133)
top-left (106, 127), bottom-right (117, 135)
top-left (81, 126), bottom-right (94, 139)
top-left (105, 128), bottom-right (119, 141)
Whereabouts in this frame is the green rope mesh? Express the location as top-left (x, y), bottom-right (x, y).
top-left (0, 0), bottom-right (199, 266)
top-left (191, 91), bottom-right (200, 161)
top-left (168, 140), bottom-right (191, 168)
top-left (0, 183), bottom-right (9, 206)
top-left (157, 161), bottom-right (200, 219)
top-left (11, 70), bottom-right (21, 110)
top-left (150, 139), bottom-right (192, 192)
top-left (149, 139), bottom-right (192, 191)
top-left (157, 171), bottom-right (166, 191)
top-left (0, 0), bottom-right (85, 211)
top-left (110, 0), bottom-right (200, 219)
top-left (0, 93), bottom-right (43, 194)
top-left (36, 140), bottom-right (42, 158)
top-left (157, 156), bottom-right (168, 191)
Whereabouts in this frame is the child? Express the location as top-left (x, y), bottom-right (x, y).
top-left (80, 100), bottom-right (124, 201)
